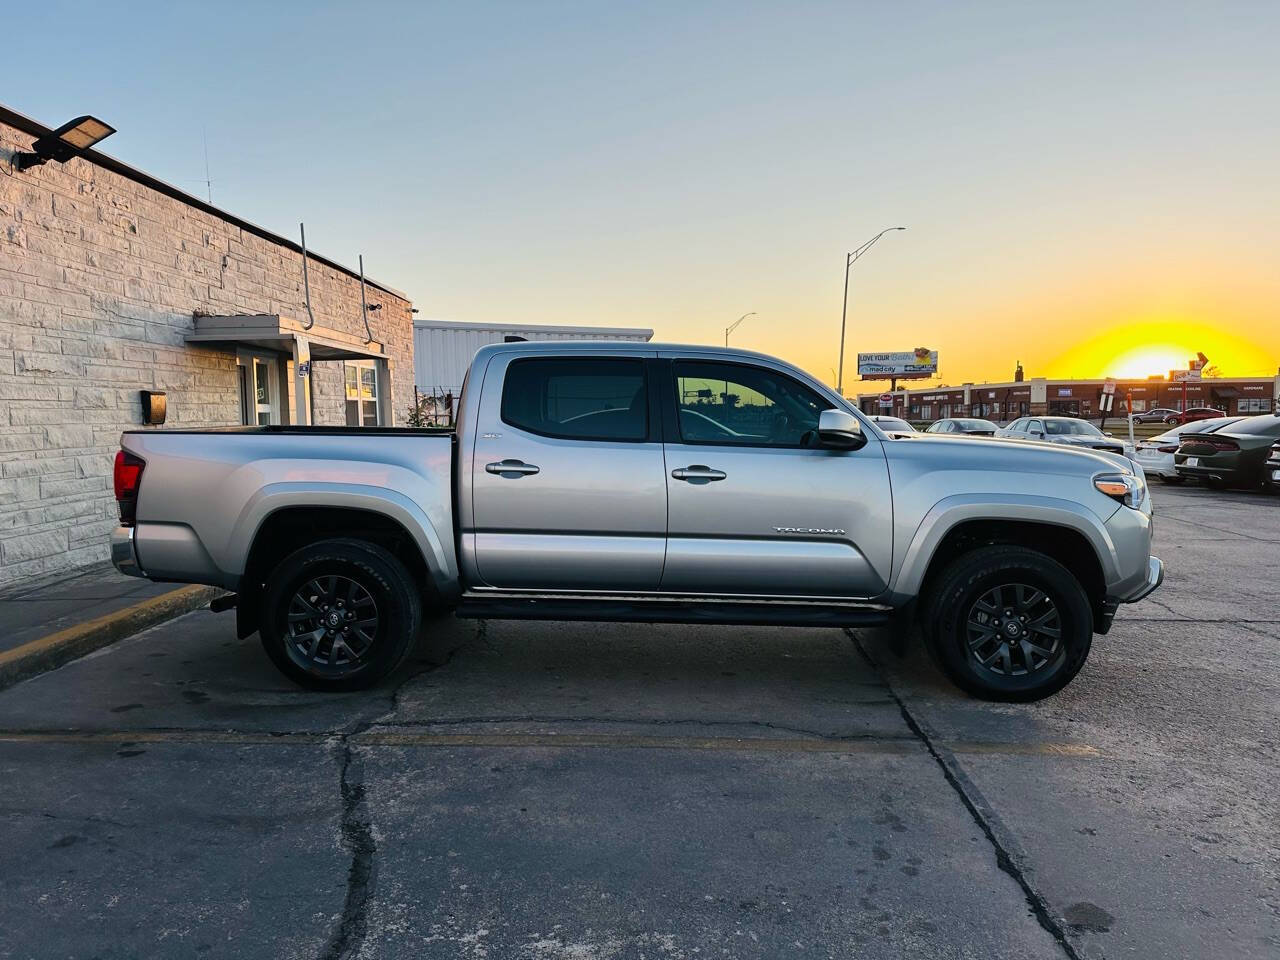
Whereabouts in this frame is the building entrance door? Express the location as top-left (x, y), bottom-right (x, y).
top-left (237, 353), bottom-right (281, 425)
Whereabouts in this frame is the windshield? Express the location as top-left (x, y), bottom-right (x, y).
top-left (955, 419), bottom-right (996, 430)
top-left (1224, 414), bottom-right (1280, 436)
top-left (876, 417), bottom-right (913, 432)
top-left (1044, 419), bottom-right (1102, 436)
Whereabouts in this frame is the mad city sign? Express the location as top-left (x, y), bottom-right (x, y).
top-left (858, 348), bottom-right (939, 379)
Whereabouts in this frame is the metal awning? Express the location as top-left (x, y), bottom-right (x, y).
top-left (1211, 387), bottom-right (1240, 399)
top-left (185, 314), bottom-right (387, 361)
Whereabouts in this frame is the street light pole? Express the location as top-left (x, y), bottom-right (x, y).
top-left (837, 227), bottom-right (906, 394)
top-left (725, 312), bottom-right (757, 347)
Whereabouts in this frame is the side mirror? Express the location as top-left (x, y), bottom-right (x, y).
top-left (818, 409), bottom-right (867, 449)
top-left (1030, 430), bottom-right (1045, 439)
top-left (1104, 431), bottom-right (1114, 437)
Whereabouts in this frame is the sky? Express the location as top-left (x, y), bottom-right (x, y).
top-left (6, 1), bottom-right (1278, 389)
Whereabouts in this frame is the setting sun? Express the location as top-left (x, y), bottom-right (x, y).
top-left (1042, 318), bottom-right (1274, 381)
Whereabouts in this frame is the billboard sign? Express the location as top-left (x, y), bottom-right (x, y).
top-left (858, 348), bottom-right (938, 379)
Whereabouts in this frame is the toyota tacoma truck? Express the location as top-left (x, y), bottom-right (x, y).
top-left (111, 341), bottom-right (1163, 701)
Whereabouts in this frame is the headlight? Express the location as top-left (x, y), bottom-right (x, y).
top-left (1094, 472), bottom-right (1146, 508)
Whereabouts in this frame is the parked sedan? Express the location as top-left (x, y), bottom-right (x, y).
top-left (997, 416), bottom-right (1126, 456)
top-left (1168, 406), bottom-right (1226, 425)
top-left (1265, 440), bottom-right (1280, 492)
top-left (1174, 414), bottom-right (1280, 489)
top-left (869, 415), bottom-right (916, 434)
top-left (925, 417), bottom-right (999, 436)
top-left (1132, 407), bottom-right (1181, 425)
top-left (1132, 416), bottom-right (1244, 482)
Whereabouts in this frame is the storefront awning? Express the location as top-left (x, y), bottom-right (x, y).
top-left (1211, 387), bottom-right (1240, 399)
top-left (185, 314), bottom-right (388, 361)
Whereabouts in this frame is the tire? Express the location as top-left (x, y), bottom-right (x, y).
top-left (260, 538), bottom-right (422, 691)
top-left (1165, 416), bottom-right (1178, 425)
top-left (924, 546), bottom-right (1093, 702)
top-left (1204, 477), bottom-right (1230, 491)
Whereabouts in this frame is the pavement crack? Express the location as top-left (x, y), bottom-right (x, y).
top-left (320, 739), bottom-right (377, 960)
top-left (845, 628), bottom-right (1084, 960)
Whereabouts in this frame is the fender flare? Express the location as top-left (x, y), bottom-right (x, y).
top-left (890, 493), bottom-right (1120, 602)
top-left (231, 482), bottom-right (460, 600)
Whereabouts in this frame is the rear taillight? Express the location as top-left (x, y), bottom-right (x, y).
top-left (113, 450), bottom-right (145, 526)
top-left (1156, 444), bottom-right (1179, 453)
top-left (1201, 437), bottom-right (1240, 452)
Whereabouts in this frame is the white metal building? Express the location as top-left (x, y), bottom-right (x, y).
top-left (413, 320), bottom-right (654, 396)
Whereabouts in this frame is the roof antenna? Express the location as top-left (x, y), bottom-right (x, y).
top-left (358, 255), bottom-right (374, 344)
top-left (299, 223), bottom-right (315, 330)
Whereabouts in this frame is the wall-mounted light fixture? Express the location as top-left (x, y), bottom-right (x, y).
top-left (14, 115), bottom-right (116, 172)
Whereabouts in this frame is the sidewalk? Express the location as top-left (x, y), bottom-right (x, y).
top-left (0, 562), bottom-right (223, 690)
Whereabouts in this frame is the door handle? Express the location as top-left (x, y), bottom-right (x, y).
top-left (485, 459), bottom-right (540, 478)
top-left (671, 465), bottom-right (726, 484)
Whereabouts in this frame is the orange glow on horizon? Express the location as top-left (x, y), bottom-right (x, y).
top-left (1041, 318), bottom-right (1273, 382)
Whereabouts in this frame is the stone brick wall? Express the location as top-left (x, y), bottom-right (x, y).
top-left (0, 116), bottom-right (415, 587)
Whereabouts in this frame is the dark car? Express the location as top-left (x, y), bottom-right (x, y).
top-left (925, 417), bottom-right (999, 436)
top-left (1169, 406), bottom-right (1226, 425)
top-left (1263, 439), bottom-right (1280, 493)
top-left (1133, 407), bottom-right (1181, 425)
top-left (869, 415), bottom-right (916, 434)
top-left (1174, 414), bottom-right (1280, 489)
top-left (996, 416), bottom-right (1126, 456)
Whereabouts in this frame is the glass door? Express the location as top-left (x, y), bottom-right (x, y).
top-left (238, 353), bottom-right (280, 426)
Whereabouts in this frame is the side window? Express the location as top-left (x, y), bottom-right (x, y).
top-left (501, 357), bottom-right (647, 441)
top-left (1008, 418), bottom-right (1026, 432)
top-left (1028, 419), bottom-right (1043, 434)
top-left (673, 360), bottom-right (827, 448)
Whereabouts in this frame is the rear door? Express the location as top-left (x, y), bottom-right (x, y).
top-left (469, 351), bottom-right (667, 590)
top-left (658, 355), bottom-right (892, 598)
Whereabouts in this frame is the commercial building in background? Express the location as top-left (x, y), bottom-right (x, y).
top-left (858, 374), bottom-right (1279, 423)
top-left (0, 103), bottom-right (414, 586)
top-left (412, 320), bottom-right (654, 417)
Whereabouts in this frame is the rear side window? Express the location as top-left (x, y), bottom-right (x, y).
top-left (501, 357), bottom-right (648, 441)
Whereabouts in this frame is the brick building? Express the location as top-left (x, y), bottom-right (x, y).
top-left (858, 374), bottom-right (1279, 423)
top-left (0, 104), bottom-right (415, 587)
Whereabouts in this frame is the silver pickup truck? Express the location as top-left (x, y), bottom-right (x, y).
top-left (111, 341), bottom-right (1163, 701)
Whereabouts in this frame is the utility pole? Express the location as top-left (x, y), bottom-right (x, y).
top-left (725, 312), bottom-right (756, 347)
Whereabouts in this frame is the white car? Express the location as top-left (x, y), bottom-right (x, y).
top-left (1132, 416), bottom-right (1244, 482)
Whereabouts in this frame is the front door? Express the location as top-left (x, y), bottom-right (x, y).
top-left (660, 356), bottom-right (893, 598)
top-left (470, 352), bottom-right (667, 590)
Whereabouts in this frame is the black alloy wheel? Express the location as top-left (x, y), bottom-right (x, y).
top-left (286, 575), bottom-right (380, 677)
top-left (924, 545), bottom-right (1093, 702)
top-left (964, 583), bottom-right (1062, 678)
top-left (261, 538), bottom-right (421, 691)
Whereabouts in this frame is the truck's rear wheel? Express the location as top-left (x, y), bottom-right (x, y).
top-left (261, 538), bottom-right (421, 691)
top-left (925, 546), bottom-right (1092, 702)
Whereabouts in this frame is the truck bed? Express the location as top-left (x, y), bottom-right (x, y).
top-left (121, 428), bottom-right (458, 592)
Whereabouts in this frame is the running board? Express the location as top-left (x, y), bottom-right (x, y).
top-left (455, 592), bottom-right (894, 628)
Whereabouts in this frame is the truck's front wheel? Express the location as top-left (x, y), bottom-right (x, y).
top-left (925, 546), bottom-right (1093, 702)
top-left (260, 538), bottom-right (421, 691)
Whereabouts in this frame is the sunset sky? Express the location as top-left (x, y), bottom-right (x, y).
top-left (7, 1), bottom-right (1278, 388)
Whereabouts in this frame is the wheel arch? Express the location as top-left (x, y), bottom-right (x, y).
top-left (895, 495), bottom-right (1118, 617)
top-left (235, 502), bottom-right (454, 639)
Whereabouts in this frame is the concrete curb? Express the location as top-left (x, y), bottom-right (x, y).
top-left (0, 584), bottom-right (225, 692)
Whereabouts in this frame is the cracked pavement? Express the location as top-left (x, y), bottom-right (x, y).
top-left (0, 484), bottom-right (1276, 958)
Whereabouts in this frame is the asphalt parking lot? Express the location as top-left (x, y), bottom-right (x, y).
top-left (0, 484), bottom-right (1276, 959)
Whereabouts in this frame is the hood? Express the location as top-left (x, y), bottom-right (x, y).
top-left (885, 433), bottom-right (1137, 477)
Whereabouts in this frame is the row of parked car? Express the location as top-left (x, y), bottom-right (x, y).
top-left (870, 413), bottom-right (1280, 492)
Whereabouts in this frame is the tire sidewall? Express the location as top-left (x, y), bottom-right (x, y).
top-left (261, 540), bottom-right (420, 691)
top-left (930, 548), bottom-right (1093, 702)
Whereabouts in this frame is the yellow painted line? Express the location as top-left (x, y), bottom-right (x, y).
top-left (0, 727), bottom-right (1105, 758)
top-left (0, 584), bottom-right (223, 689)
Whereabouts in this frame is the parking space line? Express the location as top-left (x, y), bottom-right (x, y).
top-left (0, 727), bottom-right (1105, 757)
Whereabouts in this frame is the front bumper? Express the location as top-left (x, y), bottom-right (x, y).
top-left (1124, 556), bottom-right (1165, 603)
top-left (110, 525), bottom-right (146, 578)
